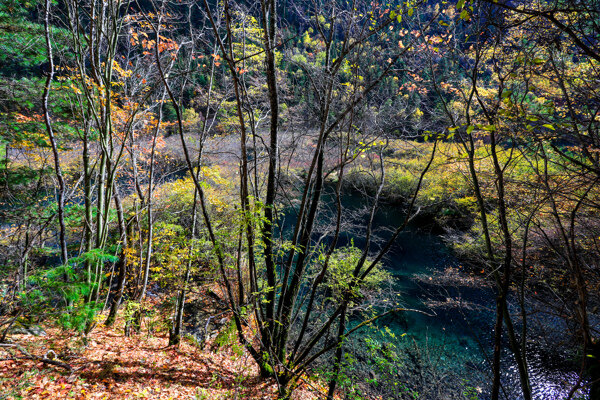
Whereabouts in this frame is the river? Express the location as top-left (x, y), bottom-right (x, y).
top-left (294, 186), bottom-right (589, 399)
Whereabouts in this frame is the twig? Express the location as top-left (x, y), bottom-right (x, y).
top-left (0, 343), bottom-right (73, 371)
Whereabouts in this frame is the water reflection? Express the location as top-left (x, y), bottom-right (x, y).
top-left (332, 189), bottom-right (586, 398)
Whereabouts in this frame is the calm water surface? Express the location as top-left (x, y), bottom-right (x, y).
top-left (310, 188), bottom-right (587, 399)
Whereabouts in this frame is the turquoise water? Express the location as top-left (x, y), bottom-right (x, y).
top-left (302, 187), bottom-right (587, 399)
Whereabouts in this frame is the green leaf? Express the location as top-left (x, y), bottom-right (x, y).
top-left (501, 89), bottom-right (512, 98)
top-left (408, 7), bottom-right (414, 17)
top-left (482, 124), bottom-right (496, 132)
top-left (542, 124), bottom-right (555, 130)
top-left (466, 125), bottom-right (475, 134)
top-left (390, 10), bottom-right (397, 20)
top-left (457, 0), bottom-right (466, 9)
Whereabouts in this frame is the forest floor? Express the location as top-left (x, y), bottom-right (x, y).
top-left (0, 310), bottom-right (326, 400)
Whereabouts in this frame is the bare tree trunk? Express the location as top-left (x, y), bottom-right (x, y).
top-left (326, 303), bottom-right (347, 400)
top-left (133, 90), bottom-right (165, 333)
top-left (258, 0), bottom-right (279, 358)
top-left (169, 19), bottom-right (217, 343)
top-left (82, 122), bottom-right (94, 288)
top-left (105, 182), bottom-right (128, 326)
top-left (42, 0), bottom-right (68, 267)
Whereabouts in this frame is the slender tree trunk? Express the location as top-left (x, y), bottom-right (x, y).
top-left (83, 122), bottom-right (94, 287)
top-left (42, 0), bottom-right (69, 267)
top-left (134, 93), bottom-right (164, 333)
top-left (169, 27), bottom-right (217, 343)
top-left (489, 131), bottom-right (532, 400)
top-left (258, 0), bottom-right (279, 358)
top-left (326, 303), bottom-right (347, 400)
top-left (105, 183), bottom-right (128, 326)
